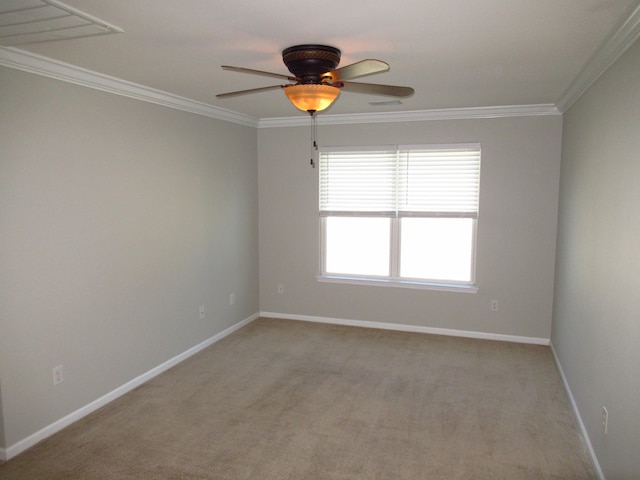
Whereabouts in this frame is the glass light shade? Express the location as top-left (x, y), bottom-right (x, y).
top-left (284, 84), bottom-right (340, 112)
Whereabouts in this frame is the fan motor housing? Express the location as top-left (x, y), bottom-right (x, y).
top-left (282, 44), bottom-right (341, 83)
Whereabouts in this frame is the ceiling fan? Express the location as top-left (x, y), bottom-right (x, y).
top-left (216, 44), bottom-right (414, 115)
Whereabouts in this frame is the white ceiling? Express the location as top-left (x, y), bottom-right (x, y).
top-left (5, 0), bottom-right (640, 119)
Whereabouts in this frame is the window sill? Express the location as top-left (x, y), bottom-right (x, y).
top-left (316, 275), bottom-right (478, 293)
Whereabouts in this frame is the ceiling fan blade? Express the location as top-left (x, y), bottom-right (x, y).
top-left (339, 81), bottom-right (414, 97)
top-left (216, 84), bottom-right (285, 98)
top-left (329, 59), bottom-right (390, 81)
top-left (222, 65), bottom-right (296, 81)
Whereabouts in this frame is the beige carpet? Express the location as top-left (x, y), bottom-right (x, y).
top-left (0, 318), bottom-right (596, 479)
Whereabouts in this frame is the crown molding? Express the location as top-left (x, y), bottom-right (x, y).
top-left (0, 46), bottom-right (259, 128)
top-left (5, 0), bottom-right (639, 130)
top-left (556, 2), bottom-right (640, 113)
top-left (258, 104), bottom-right (561, 128)
top-left (0, 46), bottom-right (559, 129)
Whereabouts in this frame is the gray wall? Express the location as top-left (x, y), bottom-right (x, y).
top-left (0, 385), bottom-right (4, 448)
top-left (552, 37), bottom-right (640, 478)
top-left (258, 115), bottom-right (562, 340)
top-left (0, 66), bottom-right (259, 448)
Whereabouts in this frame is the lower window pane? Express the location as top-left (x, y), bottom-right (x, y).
top-left (325, 217), bottom-right (390, 276)
top-left (400, 217), bottom-right (474, 282)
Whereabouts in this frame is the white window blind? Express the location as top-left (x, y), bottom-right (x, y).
top-left (319, 145), bottom-right (480, 217)
top-left (319, 149), bottom-right (397, 214)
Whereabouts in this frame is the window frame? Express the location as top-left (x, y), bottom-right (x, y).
top-left (317, 144), bottom-right (480, 293)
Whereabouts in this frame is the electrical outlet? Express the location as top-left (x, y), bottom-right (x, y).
top-left (199, 305), bottom-right (205, 319)
top-left (490, 300), bottom-right (499, 311)
top-left (277, 284), bottom-right (284, 294)
top-left (52, 365), bottom-right (64, 385)
top-left (602, 406), bottom-right (609, 434)
top-left (229, 293), bottom-right (235, 305)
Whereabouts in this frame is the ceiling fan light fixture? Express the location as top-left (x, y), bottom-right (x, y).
top-left (284, 84), bottom-right (340, 113)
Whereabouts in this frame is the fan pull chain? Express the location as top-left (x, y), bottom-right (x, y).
top-left (309, 110), bottom-right (317, 168)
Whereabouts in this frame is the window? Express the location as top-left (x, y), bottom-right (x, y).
top-left (318, 144), bottom-right (480, 291)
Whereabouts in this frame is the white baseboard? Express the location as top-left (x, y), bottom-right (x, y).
top-left (259, 312), bottom-right (550, 345)
top-left (550, 342), bottom-right (605, 480)
top-left (1, 313), bottom-right (259, 462)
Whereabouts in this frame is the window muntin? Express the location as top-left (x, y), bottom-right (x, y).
top-left (319, 144), bottom-right (480, 288)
